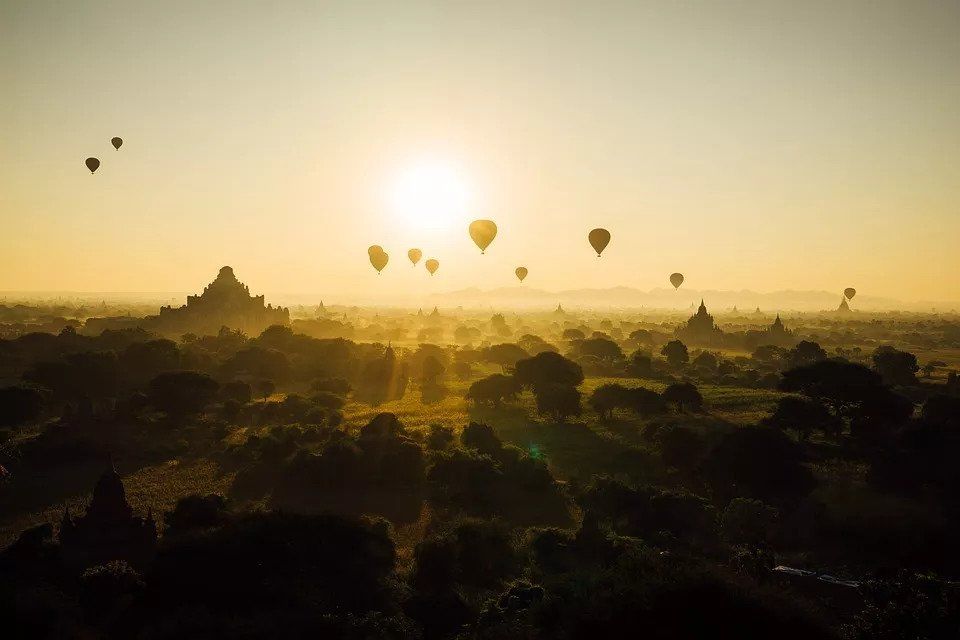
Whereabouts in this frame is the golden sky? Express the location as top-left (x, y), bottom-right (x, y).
top-left (2, 1), bottom-right (959, 304)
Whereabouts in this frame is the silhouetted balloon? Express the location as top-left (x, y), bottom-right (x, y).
top-left (425, 259), bottom-right (439, 275)
top-left (368, 246), bottom-right (388, 273)
top-left (515, 267), bottom-right (528, 282)
top-left (111, 137), bottom-right (123, 150)
top-left (469, 220), bottom-right (497, 254)
top-left (85, 157), bottom-right (100, 174)
top-left (408, 248), bottom-right (422, 266)
top-left (844, 287), bottom-right (856, 300)
top-left (588, 228), bottom-right (611, 256)
top-left (670, 273), bottom-right (684, 289)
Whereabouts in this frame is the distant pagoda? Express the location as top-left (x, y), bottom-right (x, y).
top-left (147, 266), bottom-right (289, 337)
top-left (59, 461), bottom-right (157, 570)
top-left (676, 299), bottom-right (724, 345)
top-left (837, 297), bottom-right (851, 313)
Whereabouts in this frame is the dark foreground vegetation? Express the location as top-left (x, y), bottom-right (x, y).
top-left (2, 305), bottom-right (960, 638)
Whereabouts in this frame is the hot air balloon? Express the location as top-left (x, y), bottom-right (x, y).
top-left (425, 258), bottom-right (439, 275)
top-left (469, 220), bottom-right (497, 254)
top-left (588, 228), bottom-right (611, 256)
top-left (844, 287), bottom-right (856, 300)
top-left (85, 157), bottom-right (100, 174)
top-left (515, 267), bottom-right (528, 282)
top-left (670, 273), bottom-right (684, 289)
top-left (111, 137), bottom-right (123, 150)
top-left (408, 248), bottom-right (422, 266)
top-left (368, 246), bottom-right (388, 273)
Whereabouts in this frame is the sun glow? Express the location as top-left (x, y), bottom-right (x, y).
top-left (388, 161), bottom-right (471, 231)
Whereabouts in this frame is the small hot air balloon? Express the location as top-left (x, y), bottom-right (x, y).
top-left (368, 246), bottom-right (388, 273)
top-left (85, 157), bottom-right (100, 174)
top-left (588, 228), bottom-right (611, 256)
top-left (515, 267), bottom-right (528, 282)
top-left (425, 258), bottom-right (439, 275)
top-left (469, 220), bottom-right (497, 254)
top-left (670, 273), bottom-right (684, 289)
top-left (844, 287), bottom-right (856, 300)
top-left (408, 248), bottom-right (422, 266)
top-left (111, 137), bottom-right (123, 150)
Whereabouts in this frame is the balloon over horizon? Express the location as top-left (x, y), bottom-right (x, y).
top-left (425, 258), bottom-right (439, 275)
top-left (670, 273), bottom-right (684, 289)
top-left (407, 248), bottom-right (422, 266)
top-left (85, 157), bottom-right (100, 174)
top-left (368, 246), bottom-right (388, 273)
top-left (111, 137), bottom-right (123, 150)
top-left (844, 287), bottom-right (857, 300)
top-left (468, 220), bottom-right (497, 254)
top-left (515, 267), bottom-right (528, 282)
top-left (588, 228), bottom-right (611, 257)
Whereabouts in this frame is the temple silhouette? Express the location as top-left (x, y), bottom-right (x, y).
top-left (145, 266), bottom-right (289, 337)
top-left (59, 461), bottom-right (157, 569)
top-left (676, 299), bottom-right (724, 345)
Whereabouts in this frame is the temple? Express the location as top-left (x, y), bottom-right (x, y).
top-left (762, 314), bottom-right (795, 347)
top-left (676, 299), bottom-right (724, 345)
top-left (836, 297), bottom-right (851, 313)
top-left (146, 266), bottom-right (289, 337)
top-left (59, 462), bottom-right (157, 569)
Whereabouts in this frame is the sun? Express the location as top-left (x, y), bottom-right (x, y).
top-left (388, 161), bottom-right (470, 231)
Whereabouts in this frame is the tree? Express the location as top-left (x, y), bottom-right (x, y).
top-left (763, 396), bottom-right (840, 440)
top-left (872, 346), bottom-right (919, 387)
top-left (626, 350), bottom-right (654, 377)
top-left (692, 351), bottom-right (718, 371)
top-left (148, 371), bottom-right (219, 417)
top-left (220, 380), bottom-right (252, 404)
top-left (0, 385), bottom-right (45, 427)
top-left (222, 346), bottom-right (289, 382)
top-left (533, 384), bottom-right (582, 421)
top-left (482, 343), bottom-right (529, 371)
top-left (119, 339), bottom-right (180, 386)
top-left (254, 379), bottom-right (276, 400)
top-left (461, 422), bottom-right (503, 457)
top-left (588, 383), bottom-right (631, 420)
top-left (421, 355), bottom-right (445, 386)
top-left (779, 359), bottom-right (884, 416)
top-left (721, 498), bottom-right (778, 545)
top-left (662, 382), bottom-right (703, 413)
top-left (570, 337), bottom-right (624, 363)
top-left (661, 340), bottom-right (689, 368)
top-left (627, 387), bottom-right (668, 417)
top-left (702, 426), bottom-right (815, 507)
top-left (466, 374), bottom-right (522, 408)
top-left (657, 426), bottom-right (704, 473)
top-left (514, 352), bottom-right (584, 391)
top-left (562, 328), bottom-right (586, 341)
top-left (785, 340), bottom-right (827, 369)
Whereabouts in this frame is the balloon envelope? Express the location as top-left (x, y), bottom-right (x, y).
top-left (844, 287), bottom-right (856, 300)
top-left (368, 248), bottom-right (388, 273)
top-left (425, 258), bottom-right (439, 275)
top-left (515, 267), bottom-right (528, 282)
top-left (588, 228), bottom-right (611, 256)
top-left (469, 220), bottom-right (497, 253)
top-left (670, 273), bottom-right (684, 289)
top-left (111, 137), bottom-right (123, 150)
top-left (85, 157), bottom-right (100, 173)
top-left (368, 245), bottom-right (384, 257)
top-left (408, 248), bottom-right (422, 265)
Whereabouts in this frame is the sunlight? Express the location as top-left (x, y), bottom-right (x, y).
top-left (387, 161), bottom-right (470, 231)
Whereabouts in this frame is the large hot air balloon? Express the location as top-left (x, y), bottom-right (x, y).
top-left (844, 287), bottom-right (856, 300)
top-left (469, 220), bottom-right (497, 254)
top-left (515, 267), bottom-right (528, 282)
top-left (111, 137), bottom-right (123, 150)
top-left (85, 157), bottom-right (100, 174)
top-left (408, 248), bottom-right (422, 266)
top-left (368, 246), bottom-right (388, 273)
top-left (425, 258), bottom-right (439, 275)
top-left (670, 273), bottom-right (684, 289)
top-left (588, 228), bottom-right (611, 256)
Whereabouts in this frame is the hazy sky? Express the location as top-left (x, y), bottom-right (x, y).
top-left (2, 1), bottom-right (959, 303)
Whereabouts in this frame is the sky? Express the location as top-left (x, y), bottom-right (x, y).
top-left (2, 0), bottom-right (959, 305)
